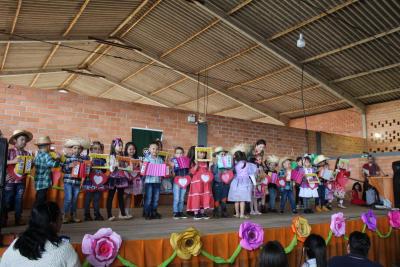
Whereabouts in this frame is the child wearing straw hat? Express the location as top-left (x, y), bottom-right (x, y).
top-left (34, 136), bottom-right (60, 205)
top-left (314, 155), bottom-right (330, 212)
top-left (61, 138), bottom-right (86, 223)
top-left (265, 155), bottom-right (280, 213)
top-left (278, 158), bottom-right (298, 214)
top-left (3, 130), bottom-right (33, 226)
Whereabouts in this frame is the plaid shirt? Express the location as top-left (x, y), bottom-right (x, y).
top-left (34, 151), bottom-right (59, 190)
top-left (62, 155), bottom-right (83, 186)
top-left (6, 147), bottom-right (30, 183)
top-left (144, 155), bottom-right (164, 184)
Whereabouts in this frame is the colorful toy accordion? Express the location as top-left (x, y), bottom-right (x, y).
top-left (71, 160), bottom-right (91, 179)
top-left (89, 153), bottom-right (110, 169)
top-left (291, 169), bottom-right (304, 184)
top-left (217, 154), bottom-right (232, 169)
top-left (267, 172), bottom-right (278, 184)
top-left (14, 155), bottom-right (34, 175)
top-left (172, 156), bottom-right (191, 169)
top-left (140, 161), bottom-right (169, 177)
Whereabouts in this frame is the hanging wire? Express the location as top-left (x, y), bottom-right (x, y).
top-left (196, 72), bottom-right (200, 122)
top-left (205, 68), bottom-right (209, 122)
top-left (300, 64), bottom-right (310, 153)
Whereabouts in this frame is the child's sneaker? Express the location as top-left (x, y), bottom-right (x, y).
top-left (194, 214), bottom-right (202, 220)
top-left (316, 206), bottom-right (322, 212)
top-left (62, 215), bottom-right (70, 224)
top-left (322, 206), bottom-right (329, 212)
top-left (201, 213), bottom-right (210, 220)
top-left (255, 211), bottom-right (262, 215)
top-left (108, 216), bottom-right (116, 221)
top-left (152, 212), bottom-right (162, 219)
top-left (292, 209), bottom-right (298, 214)
top-left (94, 215), bottom-right (104, 221)
top-left (71, 216), bottom-right (81, 223)
top-left (118, 215), bottom-right (132, 220)
top-left (180, 212), bottom-right (188, 219)
top-left (280, 210), bottom-right (284, 214)
top-left (250, 211), bottom-right (256, 215)
top-left (338, 203), bottom-right (346, 209)
top-left (173, 213), bottom-right (180, 220)
top-left (84, 214), bottom-right (93, 221)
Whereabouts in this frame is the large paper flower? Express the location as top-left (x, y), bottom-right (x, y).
top-left (170, 227), bottom-right (202, 260)
top-left (330, 212), bottom-right (346, 237)
top-left (388, 210), bottom-right (400, 229)
top-left (361, 210), bottom-right (377, 231)
top-left (82, 228), bottom-right (122, 267)
top-left (292, 216), bottom-right (311, 242)
top-left (238, 221), bottom-right (264, 251)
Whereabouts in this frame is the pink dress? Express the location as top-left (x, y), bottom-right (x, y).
top-left (334, 169), bottom-right (349, 199)
top-left (186, 162), bottom-right (214, 211)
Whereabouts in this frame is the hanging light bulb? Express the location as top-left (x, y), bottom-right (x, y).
top-left (297, 33), bottom-right (306, 48)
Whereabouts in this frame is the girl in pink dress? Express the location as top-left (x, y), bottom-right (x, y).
top-left (186, 146), bottom-right (214, 220)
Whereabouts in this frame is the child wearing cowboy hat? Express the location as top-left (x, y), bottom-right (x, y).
top-left (265, 155), bottom-right (280, 213)
top-left (278, 158), bottom-right (298, 214)
top-left (61, 138), bottom-right (88, 223)
top-left (3, 130), bottom-right (33, 226)
top-left (34, 136), bottom-right (60, 205)
top-left (314, 155), bottom-right (330, 212)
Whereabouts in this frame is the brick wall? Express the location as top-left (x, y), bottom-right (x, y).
top-left (0, 83), bottom-right (369, 159)
top-left (289, 108), bottom-right (363, 138)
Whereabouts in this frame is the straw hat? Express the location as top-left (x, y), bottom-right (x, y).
top-left (79, 138), bottom-right (91, 150)
top-left (35, 136), bottom-right (53, 146)
top-left (313, 155), bottom-right (329, 165)
top-left (64, 138), bottom-right (82, 148)
top-left (266, 155), bottom-right (279, 164)
top-left (230, 143), bottom-right (251, 156)
top-left (9, 129), bottom-right (33, 145)
top-left (213, 146), bottom-right (227, 156)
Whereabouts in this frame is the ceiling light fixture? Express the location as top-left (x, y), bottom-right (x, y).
top-left (297, 33), bottom-right (306, 48)
top-left (57, 88), bottom-right (69, 94)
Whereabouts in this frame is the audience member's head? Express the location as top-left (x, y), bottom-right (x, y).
top-left (348, 231), bottom-right (371, 257)
top-left (14, 202), bottom-right (62, 260)
top-left (259, 241), bottom-right (289, 267)
top-left (303, 234), bottom-right (327, 267)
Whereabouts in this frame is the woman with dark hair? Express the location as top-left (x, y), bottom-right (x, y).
top-left (259, 241), bottom-right (289, 267)
top-left (302, 234), bottom-right (327, 267)
top-left (247, 139), bottom-right (267, 163)
top-left (0, 202), bottom-right (80, 266)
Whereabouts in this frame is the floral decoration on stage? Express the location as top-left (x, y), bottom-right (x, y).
top-left (388, 210), bottom-right (400, 229)
top-left (292, 216), bottom-right (311, 242)
top-left (238, 221), bottom-right (264, 251)
top-left (361, 209), bottom-right (377, 231)
top-left (82, 228), bottom-right (122, 267)
top-left (330, 212), bottom-right (346, 237)
top-left (170, 227), bottom-right (202, 260)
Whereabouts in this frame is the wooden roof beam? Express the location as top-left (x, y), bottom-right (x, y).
top-left (280, 100), bottom-right (346, 115)
top-left (30, 0), bottom-right (90, 87)
top-left (0, 68), bottom-right (80, 77)
top-left (268, 0), bottom-right (358, 41)
top-left (194, 1), bottom-right (366, 113)
top-left (1, 0), bottom-right (22, 70)
top-left (302, 26), bottom-right (400, 64)
top-left (332, 62), bottom-right (400, 83)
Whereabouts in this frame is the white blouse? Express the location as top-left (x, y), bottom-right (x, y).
top-left (0, 238), bottom-right (81, 267)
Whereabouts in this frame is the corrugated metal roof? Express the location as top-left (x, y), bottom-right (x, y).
top-left (100, 85), bottom-right (142, 102)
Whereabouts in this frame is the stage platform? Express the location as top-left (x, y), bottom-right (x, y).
top-left (2, 205), bottom-right (388, 242)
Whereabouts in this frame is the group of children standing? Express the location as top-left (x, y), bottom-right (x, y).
top-left (3, 130), bottom-right (353, 226)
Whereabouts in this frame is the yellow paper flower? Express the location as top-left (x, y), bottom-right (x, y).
top-left (291, 216), bottom-right (311, 242)
top-left (170, 227), bottom-right (202, 260)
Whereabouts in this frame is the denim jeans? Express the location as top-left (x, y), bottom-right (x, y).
top-left (269, 187), bottom-right (277, 209)
top-left (84, 191), bottom-right (101, 216)
top-left (4, 183), bottom-right (25, 220)
top-left (144, 183), bottom-right (161, 215)
top-left (280, 189), bottom-right (296, 211)
top-left (315, 184), bottom-right (326, 207)
top-left (173, 183), bottom-right (186, 213)
top-left (63, 183), bottom-right (80, 214)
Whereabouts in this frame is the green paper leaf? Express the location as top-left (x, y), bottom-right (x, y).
top-left (376, 227), bottom-right (392, 239)
top-left (344, 235), bottom-right (349, 241)
top-left (82, 260), bottom-right (91, 267)
top-left (325, 230), bottom-right (333, 245)
top-left (117, 254), bottom-right (137, 267)
top-left (158, 251), bottom-right (177, 267)
top-left (284, 235), bottom-right (298, 254)
top-left (362, 224), bottom-right (367, 233)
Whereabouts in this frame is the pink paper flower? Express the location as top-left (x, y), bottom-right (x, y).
top-left (361, 210), bottom-right (377, 231)
top-left (388, 210), bottom-right (400, 229)
top-left (330, 212), bottom-right (346, 237)
top-left (82, 228), bottom-right (122, 267)
top-left (239, 221), bottom-right (264, 251)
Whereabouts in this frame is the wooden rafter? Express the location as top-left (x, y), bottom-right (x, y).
top-left (61, 0), bottom-right (155, 94)
top-left (195, 1), bottom-right (365, 112)
top-left (279, 100), bottom-right (346, 115)
top-left (178, 65), bottom-right (292, 107)
top-left (0, 68), bottom-right (80, 77)
top-left (268, 0), bottom-right (358, 41)
top-left (0, 36), bottom-right (111, 44)
top-left (30, 0), bottom-right (90, 87)
top-left (227, 0), bottom-right (253, 15)
top-left (303, 26), bottom-right (400, 64)
top-left (356, 87), bottom-right (400, 99)
top-left (332, 62), bottom-right (400, 83)
top-left (1, 0), bottom-right (22, 70)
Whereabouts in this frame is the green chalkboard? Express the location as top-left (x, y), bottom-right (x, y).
top-left (131, 128), bottom-right (163, 158)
